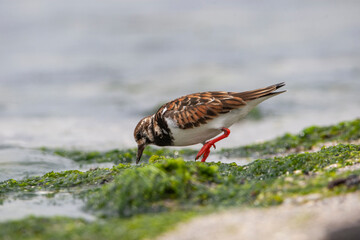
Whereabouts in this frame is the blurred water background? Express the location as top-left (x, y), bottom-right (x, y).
top-left (0, 0), bottom-right (360, 181)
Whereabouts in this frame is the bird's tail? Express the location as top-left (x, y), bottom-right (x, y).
top-left (233, 82), bottom-right (286, 101)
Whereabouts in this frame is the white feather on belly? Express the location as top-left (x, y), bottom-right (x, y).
top-left (166, 96), bottom-right (271, 146)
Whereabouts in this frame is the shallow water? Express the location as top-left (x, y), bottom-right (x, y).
top-left (0, 192), bottom-right (95, 222)
top-left (0, 0), bottom-right (359, 220)
top-left (0, 146), bottom-right (76, 182)
top-left (0, 146), bottom-right (114, 181)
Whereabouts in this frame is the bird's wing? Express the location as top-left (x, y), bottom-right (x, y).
top-left (155, 82), bottom-right (286, 130)
top-left (157, 91), bottom-right (247, 129)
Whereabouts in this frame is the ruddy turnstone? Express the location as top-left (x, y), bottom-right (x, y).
top-left (134, 82), bottom-right (286, 163)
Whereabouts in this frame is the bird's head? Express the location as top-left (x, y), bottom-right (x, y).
top-left (133, 116), bottom-right (154, 164)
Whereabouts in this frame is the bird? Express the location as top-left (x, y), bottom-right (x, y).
top-left (134, 82), bottom-right (286, 163)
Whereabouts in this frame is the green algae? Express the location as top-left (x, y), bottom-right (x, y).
top-left (0, 211), bottom-right (196, 240)
top-left (41, 147), bottom-right (197, 164)
top-left (86, 144), bottom-right (360, 217)
top-left (0, 164), bottom-right (131, 196)
top-left (40, 148), bottom-right (138, 164)
top-left (3, 144), bottom-right (360, 213)
top-left (87, 158), bottom-right (220, 217)
top-left (1, 119), bottom-right (360, 240)
top-left (221, 119), bottom-right (360, 157)
top-left (2, 144), bottom-right (359, 239)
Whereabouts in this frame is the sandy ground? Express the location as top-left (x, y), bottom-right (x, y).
top-left (157, 193), bottom-right (360, 240)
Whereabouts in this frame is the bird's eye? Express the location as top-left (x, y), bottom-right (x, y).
top-left (136, 133), bottom-right (141, 140)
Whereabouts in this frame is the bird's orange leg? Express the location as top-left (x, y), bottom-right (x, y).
top-left (195, 128), bottom-right (230, 162)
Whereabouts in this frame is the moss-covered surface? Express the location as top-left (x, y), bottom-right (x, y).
top-left (1, 119), bottom-right (360, 240)
top-left (0, 164), bottom-right (131, 196)
top-left (41, 146), bottom-right (197, 164)
top-left (0, 212), bottom-right (196, 240)
top-left (86, 144), bottom-right (360, 218)
top-left (221, 119), bottom-right (360, 157)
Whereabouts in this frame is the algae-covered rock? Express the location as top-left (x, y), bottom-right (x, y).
top-left (86, 144), bottom-right (360, 217)
top-left (1, 119), bottom-right (360, 240)
top-left (86, 159), bottom-right (220, 217)
top-left (221, 119), bottom-right (360, 157)
top-left (42, 147), bottom-right (197, 164)
top-left (0, 212), bottom-right (196, 240)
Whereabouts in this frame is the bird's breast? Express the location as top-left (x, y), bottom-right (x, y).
top-left (168, 122), bottom-right (222, 146)
top-left (165, 111), bottom-right (239, 146)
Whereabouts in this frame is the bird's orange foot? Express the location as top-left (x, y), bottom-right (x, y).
top-left (195, 127), bottom-right (231, 162)
top-left (195, 141), bottom-right (217, 162)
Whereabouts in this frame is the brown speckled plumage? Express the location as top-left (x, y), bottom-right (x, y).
top-left (157, 92), bottom-right (245, 129)
top-left (155, 82), bottom-right (285, 129)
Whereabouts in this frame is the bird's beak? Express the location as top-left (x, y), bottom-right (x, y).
top-left (136, 144), bottom-right (146, 164)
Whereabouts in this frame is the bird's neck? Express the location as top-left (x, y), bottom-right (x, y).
top-left (151, 114), bottom-right (173, 146)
